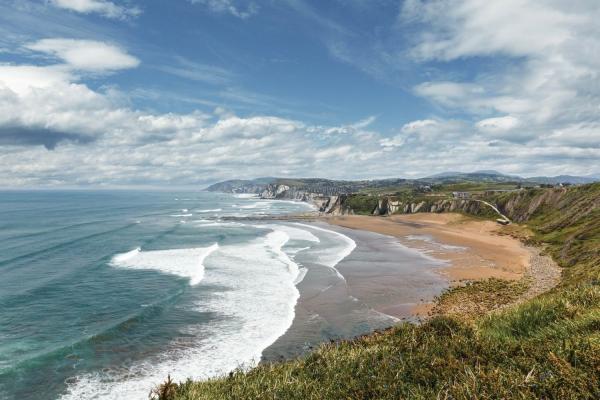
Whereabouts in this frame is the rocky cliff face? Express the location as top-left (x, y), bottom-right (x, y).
top-left (207, 181), bottom-right (354, 215)
top-left (260, 184), bottom-right (354, 215)
top-left (373, 188), bottom-right (580, 222)
top-left (493, 187), bottom-right (570, 222)
top-left (372, 197), bottom-right (494, 217)
top-left (208, 178), bottom-right (597, 222)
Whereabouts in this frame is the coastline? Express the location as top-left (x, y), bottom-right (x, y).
top-left (324, 213), bottom-right (548, 315)
top-left (263, 219), bottom-right (447, 361)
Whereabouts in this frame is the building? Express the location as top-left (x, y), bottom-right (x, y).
top-left (452, 191), bottom-right (470, 199)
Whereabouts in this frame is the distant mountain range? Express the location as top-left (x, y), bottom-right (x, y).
top-left (207, 171), bottom-right (598, 194)
top-left (425, 170), bottom-right (598, 185)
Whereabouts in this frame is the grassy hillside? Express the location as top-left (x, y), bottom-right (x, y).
top-left (154, 184), bottom-right (600, 400)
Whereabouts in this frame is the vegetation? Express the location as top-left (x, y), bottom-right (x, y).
top-left (156, 184), bottom-right (600, 400)
top-left (343, 194), bottom-right (379, 215)
top-left (431, 278), bottom-right (529, 319)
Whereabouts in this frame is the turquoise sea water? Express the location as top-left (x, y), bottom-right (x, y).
top-left (0, 190), bottom-right (357, 399)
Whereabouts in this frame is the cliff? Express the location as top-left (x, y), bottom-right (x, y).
top-left (207, 177), bottom-right (599, 222)
top-left (206, 180), bottom-right (355, 215)
top-left (359, 185), bottom-right (598, 225)
top-left (372, 197), bottom-right (497, 217)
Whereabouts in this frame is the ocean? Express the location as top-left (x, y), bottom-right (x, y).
top-left (0, 190), bottom-right (357, 399)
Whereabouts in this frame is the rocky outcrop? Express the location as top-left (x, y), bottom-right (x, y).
top-left (206, 181), bottom-right (353, 216)
top-left (263, 185), bottom-right (353, 215)
top-left (316, 195), bottom-right (354, 215)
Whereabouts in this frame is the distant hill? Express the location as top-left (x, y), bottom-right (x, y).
top-left (206, 172), bottom-right (598, 195)
top-left (206, 177), bottom-right (412, 196)
top-left (524, 175), bottom-right (598, 185)
top-left (425, 171), bottom-right (597, 185)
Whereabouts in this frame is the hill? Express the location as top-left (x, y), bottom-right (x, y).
top-left (206, 172), bottom-right (598, 197)
top-left (155, 183), bottom-right (599, 399)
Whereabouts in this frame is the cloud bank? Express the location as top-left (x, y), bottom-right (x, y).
top-left (1, 1), bottom-right (598, 187)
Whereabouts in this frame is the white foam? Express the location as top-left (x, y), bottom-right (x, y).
top-left (287, 246), bottom-right (311, 255)
top-left (254, 224), bottom-right (320, 243)
top-left (112, 247), bottom-right (140, 263)
top-left (239, 202), bottom-right (270, 209)
top-left (170, 213), bottom-right (193, 217)
top-left (233, 193), bottom-right (258, 198)
top-left (294, 267), bottom-right (308, 284)
top-left (197, 208), bottom-right (222, 213)
top-left (62, 231), bottom-right (300, 400)
top-left (110, 244), bottom-right (219, 286)
top-left (193, 220), bottom-right (244, 228)
top-left (293, 223), bottom-right (356, 281)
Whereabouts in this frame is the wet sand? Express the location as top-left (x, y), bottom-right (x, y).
top-left (263, 221), bottom-right (448, 361)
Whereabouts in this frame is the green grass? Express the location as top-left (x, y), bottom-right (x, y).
top-left (343, 194), bottom-right (379, 215)
top-left (154, 184), bottom-right (600, 400)
top-left (432, 278), bottom-right (529, 319)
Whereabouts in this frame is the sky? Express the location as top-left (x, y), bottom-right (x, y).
top-left (0, 0), bottom-right (599, 188)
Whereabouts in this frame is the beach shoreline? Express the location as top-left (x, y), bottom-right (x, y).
top-left (327, 213), bottom-right (531, 281)
top-left (264, 212), bottom-right (540, 361)
top-left (262, 219), bottom-right (447, 361)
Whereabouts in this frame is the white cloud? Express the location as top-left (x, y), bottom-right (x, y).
top-left (51, 0), bottom-right (141, 19)
top-left (25, 38), bottom-right (140, 72)
top-left (379, 135), bottom-right (404, 148)
top-left (404, 0), bottom-right (600, 157)
top-left (401, 119), bottom-right (437, 132)
top-left (402, 0), bottom-right (585, 61)
top-left (317, 115), bottom-right (377, 135)
top-left (189, 0), bottom-right (258, 19)
top-left (476, 116), bottom-right (520, 132)
top-left (413, 82), bottom-right (485, 109)
top-left (0, 64), bottom-right (71, 94)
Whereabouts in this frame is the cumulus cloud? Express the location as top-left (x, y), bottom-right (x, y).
top-left (189, 0), bottom-right (258, 19)
top-left (0, 46), bottom-right (388, 185)
top-left (51, 0), bottom-right (141, 19)
top-left (0, 65), bottom-right (71, 93)
top-left (403, 0), bottom-right (600, 161)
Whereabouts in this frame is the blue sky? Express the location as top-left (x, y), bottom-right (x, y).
top-left (0, 0), bottom-right (598, 187)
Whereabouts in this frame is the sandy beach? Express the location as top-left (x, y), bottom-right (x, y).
top-left (327, 213), bottom-right (531, 283)
top-left (264, 213), bottom-right (536, 360)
